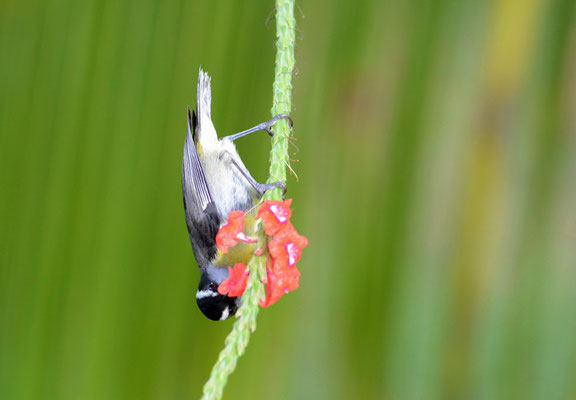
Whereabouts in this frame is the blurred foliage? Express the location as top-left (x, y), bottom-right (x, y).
top-left (1, 0), bottom-right (576, 399)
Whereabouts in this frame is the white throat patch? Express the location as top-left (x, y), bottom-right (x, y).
top-left (196, 289), bottom-right (218, 299)
top-left (220, 306), bottom-right (230, 321)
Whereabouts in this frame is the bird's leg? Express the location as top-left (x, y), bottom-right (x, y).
top-left (225, 152), bottom-right (286, 196)
top-left (223, 114), bottom-right (293, 142)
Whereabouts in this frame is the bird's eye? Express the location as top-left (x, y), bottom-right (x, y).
top-left (208, 282), bottom-right (217, 291)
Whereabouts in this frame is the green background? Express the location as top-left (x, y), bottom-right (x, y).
top-left (1, 0), bottom-right (576, 399)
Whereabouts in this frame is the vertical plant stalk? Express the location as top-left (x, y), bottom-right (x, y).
top-left (200, 1), bottom-right (296, 399)
top-left (266, 0), bottom-right (296, 202)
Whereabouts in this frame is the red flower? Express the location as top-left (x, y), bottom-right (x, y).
top-left (257, 199), bottom-right (293, 235)
top-left (218, 263), bottom-right (249, 297)
top-left (260, 263), bottom-right (300, 307)
top-left (268, 223), bottom-right (309, 269)
top-left (216, 210), bottom-right (257, 253)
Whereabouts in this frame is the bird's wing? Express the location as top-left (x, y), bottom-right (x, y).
top-left (182, 107), bottom-right (220, 265)
top-left (183, 106), bottom-right (213, 211)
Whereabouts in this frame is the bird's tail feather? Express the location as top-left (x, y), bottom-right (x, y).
top-left (197, 68), bottom-right (212, 128)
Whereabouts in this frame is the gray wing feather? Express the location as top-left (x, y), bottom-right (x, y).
top-left (182, 107), bottom-right (220, 266)
top-left (183, 107), bottom-right (212, 211)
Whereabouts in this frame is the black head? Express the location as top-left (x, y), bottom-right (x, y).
top-left (196, 278), bottom-right (239, 321)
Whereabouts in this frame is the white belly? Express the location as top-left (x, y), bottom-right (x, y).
top-left (200, 142), bottom-right (255, 220)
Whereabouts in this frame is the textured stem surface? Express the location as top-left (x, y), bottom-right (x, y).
top-left (266, 0), bottom-right (296, 201)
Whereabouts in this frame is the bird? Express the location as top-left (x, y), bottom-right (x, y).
top-left (182, 68), bottom-right (291, 321)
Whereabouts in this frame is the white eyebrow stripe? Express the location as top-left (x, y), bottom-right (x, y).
top-left (196, 290), bottom-right (218, 299)
top-left (220, 307), bottom-right (230, 321)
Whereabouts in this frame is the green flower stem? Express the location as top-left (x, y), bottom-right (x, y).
top-left (266, 0), bottom-right (296, 202)
top-left (200, 1), bottom-right (296, 399)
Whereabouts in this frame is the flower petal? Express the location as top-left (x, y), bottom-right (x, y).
top-left (257, 199), bottom-right (293, 235)
top-left (260, 264), bottom-right (300, 307)
top-left (215, 211), bottom-right (256, 253)
top-left (285, 242), bottom-right (298, 266)
top-left (218, 263), bottom-right (249, 297)
top-left (268, 222), bottom-right (309, 268)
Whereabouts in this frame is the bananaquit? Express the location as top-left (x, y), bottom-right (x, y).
top-left (182, 69), bottom-right (290, 321)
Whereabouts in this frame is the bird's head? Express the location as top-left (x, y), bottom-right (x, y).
top-left (196, 270), bottom-right (240, 321)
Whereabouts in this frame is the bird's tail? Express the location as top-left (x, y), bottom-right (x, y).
top-left (197, 68), bottom-right (212, 128)
top-left (195, 68), bottom-right (218, 145)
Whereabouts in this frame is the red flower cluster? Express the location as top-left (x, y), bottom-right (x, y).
top-left (258, 199), bottom-right (308, 307)
top-left (216, 199), bottom-right (308, 307)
